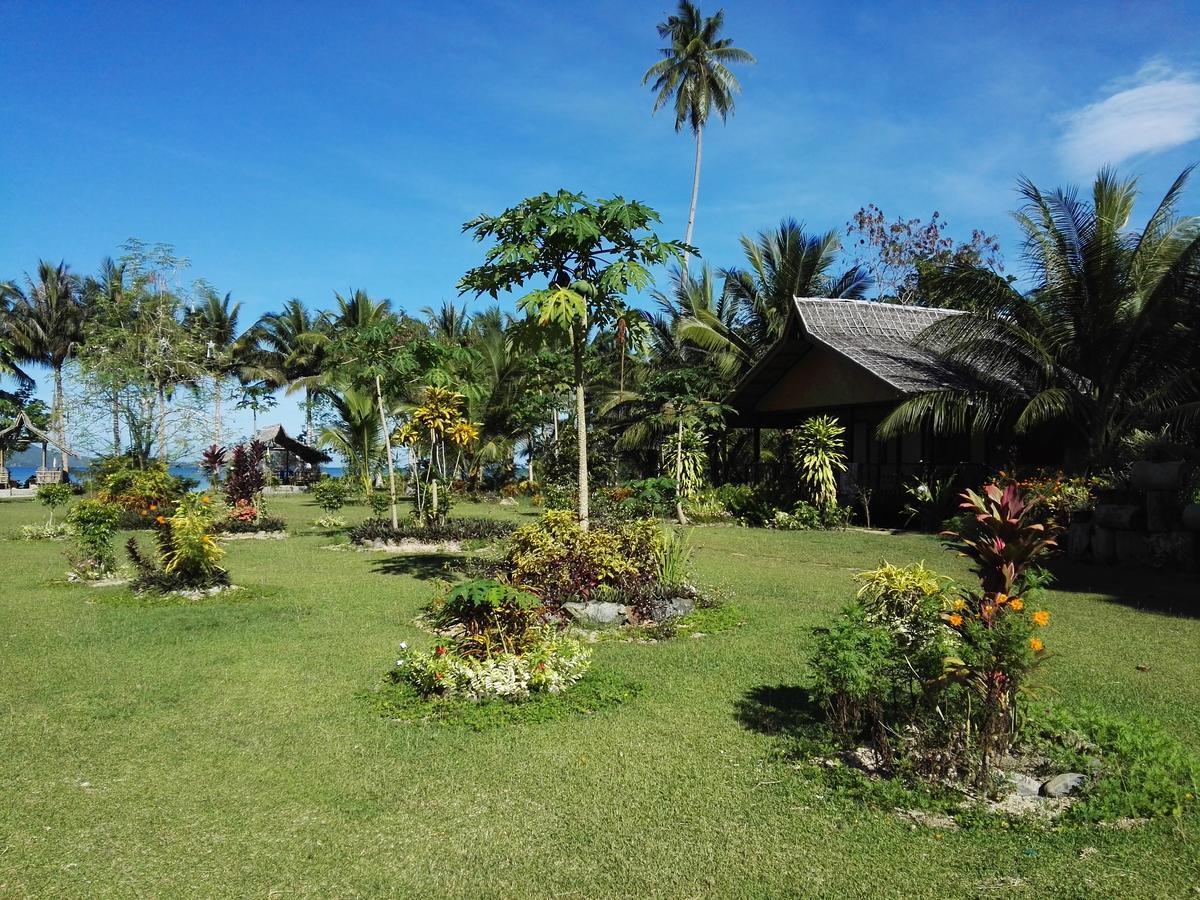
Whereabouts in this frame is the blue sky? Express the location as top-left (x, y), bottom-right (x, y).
top-left (3, 0), bottom-right (1200, 441)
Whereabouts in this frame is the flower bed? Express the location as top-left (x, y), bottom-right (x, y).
top-left (348, 516), bottom-right (516, 546)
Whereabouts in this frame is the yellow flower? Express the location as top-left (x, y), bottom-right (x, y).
top-left (201, 496), bottom-right (210, 504)
top-left (996, 593), bottom-right (1009, 605)
top-left (952, 598), bottom-right (966, 611)
top-left (1032, 610), bottom-right (1050, 626)
top-left (948, 614), bottom-right (963, 627)
top-left (1008, 597), bottom-right (1024, 611)
top-left (155, 515), bottom-right (167, 524)
top-left (1030, 637), bottom-right (1044, 652)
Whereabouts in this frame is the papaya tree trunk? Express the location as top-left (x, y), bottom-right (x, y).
top-left (675, 417), bottom-right (688, 526)
top-left (375, 374), bottom-right (398, 529)
top-left (573, 324), bottom-right (589, 530)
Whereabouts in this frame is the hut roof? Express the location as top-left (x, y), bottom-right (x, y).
top-left (251, 424), bottom-right (331, 465)
top-left (0, 411), bottom-right (79, 457)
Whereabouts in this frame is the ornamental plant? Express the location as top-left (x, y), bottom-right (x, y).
top-left (37, 482), bottom-right (73, 525)
top-left (224, 441), bottom-right (266, 508)
top-left (393, 386), bottom-right (480, 527)
top-left (127, 492), bottom-right (228, 591)
top-left (791, 415), bottom-right (847, 514)
top-left (940, 483), bottom-right (1058, 784)
top-left (65, 499), bottom-right (122, 579)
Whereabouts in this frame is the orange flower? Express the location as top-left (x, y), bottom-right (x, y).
top-left (1032, 610), bottom-right (1050, 626)
top-left (1008, 598), bottom-right (1024, 611)
top-left (948, 614), bottom-right (963, 627)
top-left (149, 504), bottom-right (157, 511)
top-left (201, 496), bottom-right (210, 504)
top-left (155, 515), bottom-right (166, 524)
top-left (1030, 637), bottom-right (1044, 652)
top-left (996, 593), bottom-right (1009, 605)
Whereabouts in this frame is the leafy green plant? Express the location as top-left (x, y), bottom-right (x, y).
top-left (66, 499), bottom-right (122, 579)
top-left (311, 478), bottom-right (348, 515)
top-left (127, 492), bottom-right (228, 592)
top-left (855, 560), bottom-right (953, 650)
top-left (791, 415), bottom-right (847, 513)
top-left (653, 529), bottom-right (693, 588)
top-left (37, 482), bottom-right (72, 525)
top-left (428, 579), bottom-right (545, 658)
top-left (901, 474), bottom-right (959, 532)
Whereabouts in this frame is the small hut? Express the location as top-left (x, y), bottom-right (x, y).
top-left (0, 412), bottom-right (78, 490)
top-left (250, 424), bottom-right (331, 486)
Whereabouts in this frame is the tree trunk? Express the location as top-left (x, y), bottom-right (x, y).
top-left (528, 431), bottom-right (535, 485)
top-left (675, 417), bottom-right (688, 526)
top-left (111, 387), bottom-right (122, 455)
top-left (157, 381), bottom-right (168, 462)
top-left (682, 126), bottom-right (703, 274)
top-left (213, 376), bottom-right (223, 445)
top-left (376, 374), bottom-right (399, 529)
top-left (305, 389), bottom-right (314, 446)
top-left (573, 326), bottom-right (589, 530)
top-left (53, 366), bottom-right (68, 472)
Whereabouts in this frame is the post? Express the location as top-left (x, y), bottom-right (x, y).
top-left (752, 427), bottom-right (761, 483)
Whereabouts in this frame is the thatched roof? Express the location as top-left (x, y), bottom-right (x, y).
top-left (793, 298), bottom-right (963, 393)
top-left (0, 411), bottom-right (78, 457)
top-left (727, 298), bottom-right (970, 424)
top-left (250, 424), bottom-right (331, 465)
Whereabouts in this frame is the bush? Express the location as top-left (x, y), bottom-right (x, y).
top-left (397, 630), bottom-right (592, 701)
top-left (714, 483), bottom-right (778, 526)
top-left (37, 482), bottom-right (73, 524)
top-left (427, 579), bottom-right (545, 658)
top-left (127, 492), bottom-right (229, 592)
top-left (20, 521), bottom-right (71, 541)
top-left (683, 489), bottom-right (733, 523)
top-left (66, 499), bottom-right (122, 579)
top-left (770, 501), bottom-right (852, 530)
top-left (94, 457), bottom-right (186, 527)
top-left (503, 510), bottom-right (661, 604)
top-left (311, 478), bottom-right (349, 514)
top-left (348, 517), bottom-right (517, 545)
top-left (213, 513), bottom-right (286, 534)
top-left (224, 441), bottom-right (266, 507)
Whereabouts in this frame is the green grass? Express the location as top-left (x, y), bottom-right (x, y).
top-left (1, 494), bottom-right (1198, 897)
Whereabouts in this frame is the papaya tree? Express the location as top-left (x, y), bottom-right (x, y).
top-left (458, 190), bottom-right (687, 528)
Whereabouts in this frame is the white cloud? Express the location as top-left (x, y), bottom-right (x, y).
top-left (1061, 63), bottom-right (1200, 174)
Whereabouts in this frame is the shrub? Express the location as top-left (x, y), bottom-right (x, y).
top-left (504, 510), bottom-right (661, 604)
top-left (427, 579), bottom-right (545, 658)
top-left (20, 521), bottom-right (71, 541)
top-left (683, 489), bottom-right (732, 523)
top-left (213, 512), bottom-right (286, 534)
top-left (66, 499), bottom-right (122, 579)
top-left (901, 474), bottom-right (960, 532)
top-left (855, 560), bottom-right (953, 650)
top-left (809, 603), bottom-right (898, 742)
top-left (348, 517), bottom-right (517, 545)
top-left (653, 529), bottom-right (693, 588)
top-left (397, 629), bottom-right (592, 702)
top-left (714, 483), bottom-right (777, 526)
top-left (37, 482), bottom-right (73, 524)
top-left (791, 415), bottom-right (847, 513)
top-left (127, 492), bottom-right (228, 592)
top-left (770, 501), bottom-right (852, 530)
top-left (224, 441), bottom-right (266, 507)
top-left (311, 478), bottom-right (349, 514)
top-left (95, 457), bottom-right (186, 526)
top-left (368, 490), bottom-right (390, 518)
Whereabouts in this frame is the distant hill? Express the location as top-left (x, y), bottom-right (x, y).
top-left (1, 445), bottom-right (91, 468)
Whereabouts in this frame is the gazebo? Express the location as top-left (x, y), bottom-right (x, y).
top-left (250, 424), bottom-right (331, 486)
top-left (0, 412), bottom-right (78, 490)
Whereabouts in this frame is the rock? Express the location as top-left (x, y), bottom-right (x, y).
top-left (841, 746), bottom-right (884, 773)
top-left (895, 808), bottom-right (958, 830)
top-left (1041, 773), bottom-right (1087, 798)
top-left (1066, 522), bottom-right (1092, 559)
top-left (498, 497), bottom-right (517, 506)
top-left (562, 601), bottom-right (629, 626)
top-left (1145, 490), bottom-right (1180, 532)
top-left (1130, 460), bottom-right (1190, 491)
top-left (1004, 772), bottom-right (1043, 797)
top-left (1092, 526), bottom-right (1117, 564)
top-left (643, 594), bottom-right (697, 621)
top-left (1182, 504), bottom-right (1200, 532)
top-left (1094, 504), bottom-right (1146, 530)
top-left (1115, 531), bottom-right (1150, 567)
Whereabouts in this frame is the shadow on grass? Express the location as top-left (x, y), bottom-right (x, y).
top-left (1047, 558), bottom-right (1200, 619)
top-left (734, 683), bottom-right (824, 736)
top-left (369, 553), bottom-right (461, 581)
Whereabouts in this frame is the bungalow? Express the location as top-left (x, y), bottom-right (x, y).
top-left (725, 297), bottom-right (992, 515)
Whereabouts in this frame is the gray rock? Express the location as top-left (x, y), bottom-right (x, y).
top-left (1066, 522), bottom-right (1092, 559)
top-left (644, 595), bottom-right (696, 622)
top-left (1130, 460), bottom-right (1190, 491)
top-left (1005, 772), bottom-right (1043, 797)
top-left (562, 601), bottom-right (629, 626)
top-left (1115, 530), bottom-right (1150, 567)
top-left (1041, 773), bottom-right (1087, 798)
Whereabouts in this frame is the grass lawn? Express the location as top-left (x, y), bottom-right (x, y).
top-left (1, 493), bottom-right (1198, 898)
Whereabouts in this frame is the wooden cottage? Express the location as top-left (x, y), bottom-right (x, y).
top-left (0, 411), bottom-right (78, 490)
top-left (726, 297), bottom-right (991, 513)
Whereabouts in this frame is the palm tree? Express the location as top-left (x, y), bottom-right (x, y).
top-left (421, 300), bottom-right (472, 345)
top-left (81, 258), bottom-right (130, 454)
top-left (330, 288), bottom-right (393, 331)
top-left (317, 383), bottom-right (383, 495)
top-left (0, 282), bottom-right (34, 393)
top-left (674, 220), bottom-right (869, 377)
top-left (643, 1), bottom-right (755, 267)
top-left (246, 300), bottom-right (329, 445)
top-left (6, 261), bottom-right (85, 469)
top-left (879, 167), bottom-right (1200, 467)
top-left (189, 291), bottom-right (244, 444)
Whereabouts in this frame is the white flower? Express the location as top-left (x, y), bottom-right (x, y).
top-left (399, 641), bottom-right (408, 650)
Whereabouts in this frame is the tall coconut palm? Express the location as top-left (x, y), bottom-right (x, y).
top-left (879, 167), bottom-right (1200, 467)
top-left (188, 290), bottom-right (244, 444)
top-left (675, 221), bottom-right (869, 377)
top-left (643, 1), bottom-right (755, 267)
top-left (330, 288), bottom-right (393, 331)
top-left (421, 300), bottom-right (472, 346)
top-left (0, 282), bottom-right (34, 391)
top-left (6, 261), bottom-right (85, 469)
top-left (81, 258), bottom-right (131, 454)
top-left (246, 299), bottom-right (329, 445)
